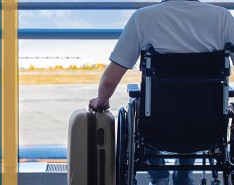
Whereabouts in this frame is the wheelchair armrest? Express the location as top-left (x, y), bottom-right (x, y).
top-left (229, 86), bottom-right (234, 97)
top-left (127, 84), bottom-right (140, 98)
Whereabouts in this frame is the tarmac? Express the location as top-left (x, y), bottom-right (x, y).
top-left (19, 83), bottom-right (130, 145)
top-left (19, 82), bottom-right (234, 146)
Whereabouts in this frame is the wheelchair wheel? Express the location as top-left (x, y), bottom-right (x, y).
top-left (228, 127), bottom-right (234, 185)
top-left (222, 155), bottom-right (234, 185)
top-left (229, 168), bottom-right (234, 184)
top-left (116, 107), bottom-right (128, 185)
top-left (223, 173), bottom-right (234, 185)
top-left (127, 102), bottom-right (136, 185)
top-left (230, 126), bottom-right (234, 163)
top-left (116, 104), bottom-right (136, 185)
top-left (231, 174), bottom-right (234, 185)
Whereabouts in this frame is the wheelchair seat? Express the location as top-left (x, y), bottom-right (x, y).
top-left (116, 43), bottom-right (234, 185)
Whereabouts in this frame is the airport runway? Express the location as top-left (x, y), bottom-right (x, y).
top-left (19, 83), bottom-right (234, 146)
top-left (19, 84), bottom-right (130, 145)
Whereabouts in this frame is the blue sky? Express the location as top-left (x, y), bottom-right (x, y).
top-left (18, 0), bottom-right (233, 29)
top-left (18, 8), bottom-right (133, 68)
top-left (18, 0), bottom-right (159, 29)
top-left (18, 1), bottom-right (234, 68)
top-left (18, 1), bottom-right (136, 68)
top-left (19, 10), bottom-right (133, 29)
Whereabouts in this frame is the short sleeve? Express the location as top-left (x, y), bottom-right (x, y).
top-left (109, 12), bottom-right (141, 69)
top-left (225, 11), bottom-right (234, 64)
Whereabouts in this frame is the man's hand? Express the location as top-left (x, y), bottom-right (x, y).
top-left (89, 97), bottom-right (110, 111)
top-left (88, 62), bottom-right (127, 111)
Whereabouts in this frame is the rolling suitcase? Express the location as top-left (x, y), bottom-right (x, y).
top-left (67, 108), bottom-right (116, 185)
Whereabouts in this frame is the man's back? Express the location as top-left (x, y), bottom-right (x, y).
top-left (135, 1), bottom-right (232, 53)
top-left (110, 1), bottom-right (234, 69)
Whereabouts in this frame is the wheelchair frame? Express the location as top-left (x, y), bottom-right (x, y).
top-left (116, 43), bottom-right (234, 185)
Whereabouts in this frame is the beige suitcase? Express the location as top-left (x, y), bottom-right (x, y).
top-left (67, 108), bottom-right (116, 185)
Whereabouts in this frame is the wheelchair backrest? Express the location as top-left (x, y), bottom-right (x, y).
top-left (139, 46), bottom-right (230, 153)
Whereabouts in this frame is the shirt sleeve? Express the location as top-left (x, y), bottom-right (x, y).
top-left (225, 11), bottom-right (234, 64)
top-left (109, 12), bottom-right (141, 69)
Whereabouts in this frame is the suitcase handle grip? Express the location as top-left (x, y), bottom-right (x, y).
top-left (88, 107), bottom-right (109, 113)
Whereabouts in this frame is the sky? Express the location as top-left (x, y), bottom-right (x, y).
top-left (18, 0), bottom-right (234, 68)
top-left (18, 1), bottom-right (135, 68)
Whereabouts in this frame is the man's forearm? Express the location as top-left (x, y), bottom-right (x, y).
top-left (97, 77), bottom-right (117, 106)
top-left (96, 62), bottom-right (128, 107)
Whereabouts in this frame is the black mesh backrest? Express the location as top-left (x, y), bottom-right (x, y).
top-left (140, 50), bottom-right (225, 79)
top-left (139, 50), bottom-right (228, 153)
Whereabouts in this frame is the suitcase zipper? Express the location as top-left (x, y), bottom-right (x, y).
top-left (88, 111), bottom-right (98, 185)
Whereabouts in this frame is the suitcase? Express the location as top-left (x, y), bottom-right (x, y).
top-left (67, 108), bottom-right (116, 185)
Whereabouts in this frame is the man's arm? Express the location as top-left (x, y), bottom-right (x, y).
top-left (89, 62), bottom-right (128, 110)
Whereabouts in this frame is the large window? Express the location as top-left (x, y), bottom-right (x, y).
top-left (18, 3), bottom-right (140, 156)
top-left (19, 39), bottom-right (141, 146)
top-left (18, 1), bottom-right (234, 160)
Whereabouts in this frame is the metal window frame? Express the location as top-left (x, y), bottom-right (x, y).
top-left (17, 1), bottom-right (234, 40)
top-left (18, 29), bottom-right (122, 39)
top-left (17, 2), bottom-right (234, 10)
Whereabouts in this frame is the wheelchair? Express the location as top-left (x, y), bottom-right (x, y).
top-left (116, 43), bottom-right (234, 185)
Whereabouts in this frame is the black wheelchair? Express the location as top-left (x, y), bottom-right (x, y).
top-left (116, 43), bottom-right (234, 185)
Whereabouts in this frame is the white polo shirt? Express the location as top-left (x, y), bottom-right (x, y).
top-left (109, 0), bottom-right (234, 69)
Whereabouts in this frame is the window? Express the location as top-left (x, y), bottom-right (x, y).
top-left (18, 2), bottom-right (141, 161)
top-left (18, 0), bottom-right (234, 161)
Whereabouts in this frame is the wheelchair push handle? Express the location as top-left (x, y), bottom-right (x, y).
top-left (225, 42), bottom-right (234, 52)
top-left (146, 44), bottom-right (155, 54)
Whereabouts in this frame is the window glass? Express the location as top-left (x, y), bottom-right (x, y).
top-left (18, 0), bottom-right (234, 160)
top-left (19, 39), bottom-right (140, 147)
top-left (19, 10), bottom-right (135, 29)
